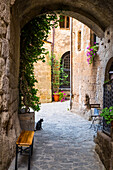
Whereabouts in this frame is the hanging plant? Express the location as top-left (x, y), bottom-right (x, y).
top-left (86, 42), bottom-right (98, 64)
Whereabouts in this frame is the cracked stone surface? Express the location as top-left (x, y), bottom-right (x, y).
top-left (9, 101), bottom-right (105, 170)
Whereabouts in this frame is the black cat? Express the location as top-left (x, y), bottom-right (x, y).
top-left (35, 119), bottom-right (44, 131)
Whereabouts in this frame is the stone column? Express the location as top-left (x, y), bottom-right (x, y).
top-left (0, 1), bottom-right (21, 169)
top-left (0, 1), bottom-right (10, 169)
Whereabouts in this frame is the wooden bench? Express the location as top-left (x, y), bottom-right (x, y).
top-left (15, 130), bottom-right (34, 170)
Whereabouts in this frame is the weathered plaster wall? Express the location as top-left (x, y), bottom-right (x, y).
top-left (71, 19), bottom-right (101, 118)
top-left (34, 42), bottom-right (52, 103)
top-left (71, 22), bottom-right (113, 120)
top-left (54, 25), bottom-right (70, 60)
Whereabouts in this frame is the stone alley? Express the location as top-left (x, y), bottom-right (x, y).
top-left (9, 101), bottom-right (105, 170)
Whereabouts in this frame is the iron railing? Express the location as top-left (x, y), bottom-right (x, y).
top-left (103, 79), bottom-right (113, 136)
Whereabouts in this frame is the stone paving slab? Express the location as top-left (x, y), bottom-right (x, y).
top-left (9, 101), bottom-right (105, 170)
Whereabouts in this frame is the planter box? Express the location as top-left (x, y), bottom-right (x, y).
top-left (18, 112), bottom-right (35, 131)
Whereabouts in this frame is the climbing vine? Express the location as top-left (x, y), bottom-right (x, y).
top-left (19, 14), bottom-right (59, 112)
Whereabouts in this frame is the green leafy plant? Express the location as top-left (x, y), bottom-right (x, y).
top-left (100, 106), bottom-right (113, 124)
top-left (86, 43), bottom-right (98, 64)
top-left (19, 14), bottom-right (59, 112)
top-left (104, 79), bottom-right (110, 84)
top-left (59, 91), bottom-right (66, 102)
top-left (48, 54), bottom-right (69, 92)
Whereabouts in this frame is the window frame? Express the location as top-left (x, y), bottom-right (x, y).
top-left (78, 30), bottom-right (81, 51)
top-left (59, 16), bottom-right (70, 29)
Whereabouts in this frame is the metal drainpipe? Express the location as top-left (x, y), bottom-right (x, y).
top-left (51, 25), bottom-right (55, 101)
top-left (70, 17), bottom-right (73, 110)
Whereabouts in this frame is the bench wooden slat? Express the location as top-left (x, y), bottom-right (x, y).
top-left (16, 130), bottom-right (34, 146)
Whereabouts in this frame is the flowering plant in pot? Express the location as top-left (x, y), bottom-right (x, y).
top-left (100, 106), bottom-right (113, 126)
top-left (53, 91), bottom-right (66, 102)
top-left (53, 91), bottom-right (60, 102)
top-left (59, 91), bottom-right (66, 102)
top-left (86, 43), bottom-right (98, 64)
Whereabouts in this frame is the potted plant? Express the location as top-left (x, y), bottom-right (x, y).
top-left (100, 106), bottom-right (113, 127)
top-left (53, 91), bottom-right (60, 102)
top-left (59, 91), bottom-right (66, 102)
top-left (53, 91), bottom-right (67, 102)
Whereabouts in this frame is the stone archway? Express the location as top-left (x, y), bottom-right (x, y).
top-left (13, 0), bottom-right (113, 37)
top-left (1, 0), bottom-right (113, 169)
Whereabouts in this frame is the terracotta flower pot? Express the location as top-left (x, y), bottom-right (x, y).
top-left (54, 94), bottom-right (59, 102)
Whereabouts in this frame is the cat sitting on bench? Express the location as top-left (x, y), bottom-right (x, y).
top-left (35, 119), bottom-right (44, 131)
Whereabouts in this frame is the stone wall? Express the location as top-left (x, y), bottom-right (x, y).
top-left (0, 1), bottom-right (21, 170)
top-left (71, 19), bottom-right (100, 119)
top-left (95, 131), bottom-right (113, 170)
top-left (34, 47), bottom-right (52, 103)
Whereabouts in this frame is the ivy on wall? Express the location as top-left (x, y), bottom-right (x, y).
top-left (19, 14), bottom-right (59, 112)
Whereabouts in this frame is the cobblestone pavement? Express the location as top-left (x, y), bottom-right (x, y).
top-left (9, 101), bottom-right (105, 170)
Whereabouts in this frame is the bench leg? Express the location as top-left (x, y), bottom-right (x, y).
top-left (20, 146), bottom-right (22, 155)
top-left (28, 146), bottom-right (31, 170)
top-left (31, 137), bottom-right (34, 156)
top-left (15, 144), bottom-right (18, 170)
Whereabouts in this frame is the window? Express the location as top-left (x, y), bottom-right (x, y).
top-left (59, 16), bottom-right (70, 29)
top-left (90, 31), bottom-right (100, 46)
top-left (60, 52), bottom-right (70, 88)
top-left (78, 31), bottom-right (81, 51)
top-left (94, 34), bottom-right (99, 45)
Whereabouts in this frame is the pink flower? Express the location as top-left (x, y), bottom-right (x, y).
top-left (64, 93), bottom-right (66, 95)
top-left (87, 45), bottom-right (90, 49)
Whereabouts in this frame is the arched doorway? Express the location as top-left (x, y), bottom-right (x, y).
top-left (60, 51), bottom-right (70, 89)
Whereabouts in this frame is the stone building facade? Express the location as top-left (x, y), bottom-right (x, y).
top-left (71, 19), bottom-right (101, 118)
top-left (1, 0), bottom-right (113, 170)
top-left (34, 15), bottom-right (71, 103)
